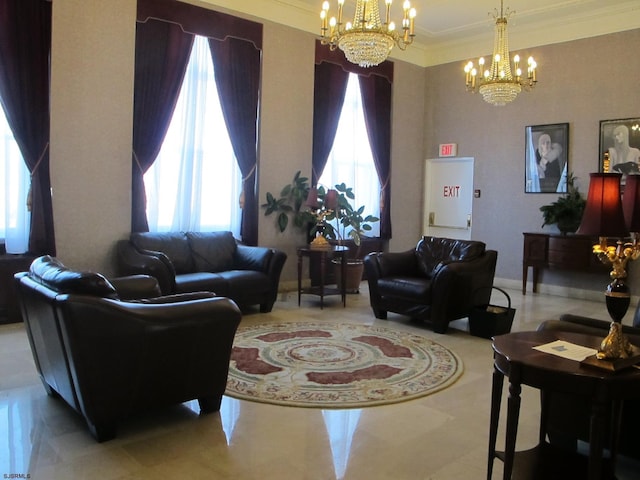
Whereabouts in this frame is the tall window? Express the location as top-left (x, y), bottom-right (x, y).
top-left (319, 73), bottom-right (381, 237)
top-left (144, 35), bottom-right (242, 235)
top-left (0, 108), bottom-right (30, 253)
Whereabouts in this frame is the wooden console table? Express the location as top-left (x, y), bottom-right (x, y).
top-left (489, 330), bottom-right (640, 480)
top-left (522, 233), bottom-right (605, 295)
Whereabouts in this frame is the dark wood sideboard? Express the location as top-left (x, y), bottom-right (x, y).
top-left (522, 233), bottom-right (606, 295)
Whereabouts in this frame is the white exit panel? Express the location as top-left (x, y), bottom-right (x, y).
top-left (423, 157), bottom-right (474, 240)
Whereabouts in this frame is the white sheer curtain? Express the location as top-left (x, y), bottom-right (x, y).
top-left (319, 73), bottom-right (381, 237)
top-left (0, 107), bottom-right (30, 254)
top-left (145, 35), bottom-right (242, 235)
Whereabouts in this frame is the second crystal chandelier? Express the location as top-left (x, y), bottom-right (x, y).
top-left (463, 0), bottom-right (538, 106)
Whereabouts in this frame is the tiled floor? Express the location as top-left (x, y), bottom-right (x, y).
top-left (1, 286), bottom-right (639, 479)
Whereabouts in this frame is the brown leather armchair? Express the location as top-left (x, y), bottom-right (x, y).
top-left (537, 314), bottom-right (640, 461)
top-left (364, 236), bottom-right (498, 333)
top-left (15, 256), bottom-right (241, 442)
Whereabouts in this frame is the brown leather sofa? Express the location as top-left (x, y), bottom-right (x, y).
top-left (537, 314), bottom-right (640, 461)
top-left (117, 231), bottom-right (287, 312)
top-left (363, 236), bottom-right (498, 333)
top-left (15, 256), bottom-right (241, 442)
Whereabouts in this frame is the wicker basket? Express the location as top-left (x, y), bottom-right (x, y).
top-left (469, 287), bottom-right (515, 339)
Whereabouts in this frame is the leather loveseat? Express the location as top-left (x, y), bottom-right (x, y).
top-left (15, 256), bottom-right (242, 442)
top-left (364, 236), bottom-right (498, 333)
top-left (117, 231), bottom-right (287, 312)
top-left (537, 314), bottom-right (640, 461)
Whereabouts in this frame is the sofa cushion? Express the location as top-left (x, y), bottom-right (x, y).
top-left (175, 272), bottom-right (229, 297)
top-left (415, 236), bottom-right (485, 277)
top-left (29, 256), bottom-right (118, 299)
top-left (186, 231), bottom-right (237, 273)
top-left (378, 276), bottom-right (431, 301)
top-left (131, 232), bottom-right (194, 275)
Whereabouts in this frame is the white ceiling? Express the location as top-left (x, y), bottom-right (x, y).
top-left (200, 0), bottom-right (640, 66)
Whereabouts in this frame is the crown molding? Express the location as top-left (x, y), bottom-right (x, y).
top-left (194, 0), bottom-right (640, 67)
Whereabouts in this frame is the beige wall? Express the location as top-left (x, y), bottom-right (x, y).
top-left (50, 0), bottom-right (136, 275)
top-left (425, 28), bottom-right (640, 297)
top-left (46, 1), bottom-right (640, 297)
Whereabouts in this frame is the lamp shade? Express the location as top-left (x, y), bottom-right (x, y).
top-left (305, 187), bottom-right (320, 209)
top-left (622, 174), bottom-right (640, 233)
top-left (576, 173), bottom-right (629, 237)
top-left (324, 189), bottom-right (338, 210)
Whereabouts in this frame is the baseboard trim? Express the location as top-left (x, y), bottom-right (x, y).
top-left (495, 276), bottom-right (640, 304)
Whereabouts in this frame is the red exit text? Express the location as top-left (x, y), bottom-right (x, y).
top-left (443, 185), bottom-right (461, 197)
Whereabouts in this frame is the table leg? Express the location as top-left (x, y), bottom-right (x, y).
top-left (487, 365), bottom-right (504, 480)
top-left (319, 252), bottom-right (326, 310)
top-left (588, 399), bottom-right (606, 480)
top-left (522, 264), bottom-right (528, 295)
top-left (297, 252), bottom-right (303, 306)
top-left (502, 380), bottom-right (522, 480)
top-left (532, 266), bottom-right (539, 293)
top-left (608, 400), bottom-right (623, 477)
top-left (341, 252), bottom-right (346, 307)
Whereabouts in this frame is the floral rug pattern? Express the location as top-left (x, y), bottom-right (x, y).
top-left (226, 322), bottom-right (463, 408)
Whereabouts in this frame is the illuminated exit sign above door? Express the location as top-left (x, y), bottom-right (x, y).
top-left (438, 143), bottom-right (457, 157)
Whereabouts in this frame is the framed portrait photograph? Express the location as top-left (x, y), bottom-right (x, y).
top-left (599, 118), bottom-right (640, 177)
top-left (525, 123), bottom-right (569, 193)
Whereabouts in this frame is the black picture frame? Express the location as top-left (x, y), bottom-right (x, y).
top-left (525, 123), bottom-right (569, 193)
top-left (599, 118), bottom-right (640, 179)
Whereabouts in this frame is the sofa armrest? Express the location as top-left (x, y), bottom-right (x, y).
top-left (365, 250), bottom-right (420, 279)
top-left (429, 250), bottom-right (498, 332)
top-left (128, 291), bottom-right (218, 304)
top-left (116, 240), bottom-right (176, 295)
top-left (109, 275), bottom-right (161, 300)
top-left (235, 244), bottom-right (273, 272)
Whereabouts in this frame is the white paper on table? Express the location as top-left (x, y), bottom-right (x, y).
top-left (533, 340), bottom-right (598, 362)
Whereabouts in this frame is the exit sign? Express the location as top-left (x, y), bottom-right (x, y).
top-left (439, 143), bottom-right (457, 157)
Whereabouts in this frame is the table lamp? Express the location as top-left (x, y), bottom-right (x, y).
top-left (576, 172), bottom-right (639, 360)
top-left (307, 187), bottom-right (338, 248)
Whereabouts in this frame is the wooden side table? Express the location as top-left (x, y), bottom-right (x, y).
top-left (297, 245), bottom-right (348, 309)
top-left (488, 330), bottom-right (640, 480)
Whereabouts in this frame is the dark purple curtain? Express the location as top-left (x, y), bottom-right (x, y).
top-left (313, 41), bottom-right (393, 238)
top-left (359, 75), bottom-right (392, 238)
top-left (133, 0), bottom-right (263, 236)
top-left (208, 38), bottom-right (261, 246)
top-left (0, 0), bottom-right (55, 255)
top-left (131, 19), bottom-right (194, 232)
top-left (312, 61), bottom-right (349, 186)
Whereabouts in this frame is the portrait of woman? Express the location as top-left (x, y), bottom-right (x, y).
top-left (600, 119), bottom-right (640, 180)
top-left (525, 123), bottom-right (569, 193)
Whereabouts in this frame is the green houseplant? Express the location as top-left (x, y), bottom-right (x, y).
top-left (262, 173), bottom-right (380, 292)
top-left (540, 173), bottom-right (586, 234)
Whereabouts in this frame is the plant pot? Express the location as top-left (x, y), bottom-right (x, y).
top-left (331, 258), bottom-right (364, 294)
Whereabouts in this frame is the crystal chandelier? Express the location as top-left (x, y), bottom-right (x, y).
top-left (463, 0), bottom-right (537, 106)
top-left (320, 0), bottom-right (416, 68)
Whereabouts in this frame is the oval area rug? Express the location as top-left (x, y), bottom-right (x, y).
top-left (226, 322), bottom-right (463, 408)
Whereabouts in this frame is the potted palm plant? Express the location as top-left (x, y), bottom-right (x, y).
top-left (540, 173), bottom-right (586, 234)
